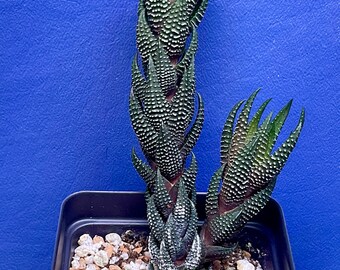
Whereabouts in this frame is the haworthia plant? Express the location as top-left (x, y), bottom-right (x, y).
top-left (129, 1), bottom-right (304, 269)
top-left (130, 0), bottom-right (206, 269)
top-left (200, 89), bottom-right (305, 247)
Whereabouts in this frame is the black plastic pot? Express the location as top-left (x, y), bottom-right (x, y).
top-left (52, 191), bottom-right (295, 270)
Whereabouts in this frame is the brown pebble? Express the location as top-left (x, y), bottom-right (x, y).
top-left (213, 260), bottom-right (222, 270)
top-left (133, 247), bottom-right (143, 254)
top-left (93, 235), bottom-right (104, 244)
top-left (119, 246), bottom-right (129, 253)
top-left (109, 266), bottom-right (122, 270)
top-left (78, 258), bottom-right (86, 269)
top-left (105, 244), bottom-right (114, 257)
top-left (242, 250), bottom-right (251, 259)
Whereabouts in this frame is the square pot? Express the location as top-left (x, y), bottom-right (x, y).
top-left (52, 191), bottom-right (295, 270)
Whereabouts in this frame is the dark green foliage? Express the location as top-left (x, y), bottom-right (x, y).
top-left (129, 1), bottom-right (304, 269)
top-left (130, 1), bottom-right (208, 269)
top-left (201, 90), bottom-right (305, 246)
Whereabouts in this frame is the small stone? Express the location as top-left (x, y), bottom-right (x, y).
top-left (213, 260), bottom-right (222, 270)
top-left (139, 263), bottom-right (147, 270)
top-left (143, 252), bottom-right (151, 259)
top-left (85, 255), bottom-right (94, 264)
top-left (78, 234), bottom-right (93, 246)
top-left (92, 243), bottom-right (102, 253)
top-left (109, 266), bottom-right (122, 270)
top-left (94, 250), bottom-right (109, 267)
top-left (75, 245), bottom-right (94, 257)
top-left (123, 261), bottom-right (138, 270)
top-left (105, 243), bottom-right (114, 257)
top-left (119, 246), bottom-right (129, 253)
top-left (133, 247), bottom-right (143, 254)
top-left (236, 259), bottom-right (255, 270)
top-left (86, 264), bottom-right (99, 270)
top-left (109, 256), bottom-right (120, 264)
top-left (105, 233), bottom-right (122, 246)
top-left (71, 259), bottom-right (80, 269)
top-left (93, 236), bottom-right (104, 245)
top-left (242, 251), bottom-right (251, 259)
top-left (120, 252), bottom-right (129, 261)
top-left (78, 258), bottom-right (86, 269)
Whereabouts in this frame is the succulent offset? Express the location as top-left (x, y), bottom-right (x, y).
top-left (129, 1), bottom-right (304, 269)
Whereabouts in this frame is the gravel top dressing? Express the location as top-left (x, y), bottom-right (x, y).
top-left (69, 230), bottom-right (264, 270)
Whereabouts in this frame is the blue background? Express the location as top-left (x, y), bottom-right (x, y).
top-left (0, 1), bottom-right (338, 269)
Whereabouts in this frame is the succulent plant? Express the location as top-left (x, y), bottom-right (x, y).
top-left (129, 1), bottom-right (304, 269)
top-left (200, 89), bottom-right (305, 248)
top-left (130, 0), bottom-right (207, 269)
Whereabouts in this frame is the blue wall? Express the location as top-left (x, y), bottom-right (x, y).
top-left (0, 1), bottom-right (338, 269)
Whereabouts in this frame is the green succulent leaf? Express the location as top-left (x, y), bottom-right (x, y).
top-left (249, 108), bottom-right (305, 191)
top-left (176, 29), bottom-right (198, 77)
top-left (208, 207), bottom-right (242, 245)
top-left (264, 99), bottom-right (293, 158)
top-left (204, 244), bottom-right (237, 263)
top-left (144, 0), bottom-right (171, 34)
top-left (186, 0), bottom-right (198, 16)
top-left (173, 181), bottom-right (192, 236)
top-left (239, 179), bottom-right (276, 224)
top-left (181, 153), bottom-right (198, 194)
top-left (163, 215), bottom-right (182, 261)
top-left (132, 55), bottom-right (147, 102)
top-left (184, 234), bottom-right (203, 269)
top-left (148, 235), bottom-right (160, 262)
top-left (155, 124), bottom-right (183, 180)
top-left (137, 8), bottom-right (159, 62)
top-left (181, 93), bottom-right (204, 158)
top-left (168, 58), bottom-right (196, 143)
top-left (246, 98), bottom-right (272, 141)
top-left (182, 201), bottom-right (199, 250)
top-left (144, 57), bottom-right (171, 131)
top-left (205, 166), bottom-right (223, 217)
top-left (159, 240), bottom-right (177, 270)
top-left (147, 196), bottom-right (165, 242)
top-left (153, 42), bottom-right (177, 96)
top-left (131, 149), bottom-right (156, 189)
top-left (189, 0), bottom-right (209, 29)
top-left (154, 169), bottom-right (174, 216)
top-left (228, 89), bottom-right (260, 165)
top-left (220, 100), bottom-right (244, 164)
top-left (160, 0), bottom-right (189, 57)
top-left (247, 114), bottom-right (273, 191)
top-left (129, 90), bottom-right (158, 157)
top-left (220, 134), bottom-right (260, 206)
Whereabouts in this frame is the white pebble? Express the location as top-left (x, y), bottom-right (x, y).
top-left (78, 234), bottom-right (93, 246)
top-left (92, 243), bottom-right (102, 253)
top-left (124, 261), bottom-right (139, 270)
top-left (236, 259), bottom-right (255, 270)
top-left (75, 245), bottom-right (94, 257)
top-left (71, 259), bottom-right (80, 269)
top-left (110, 256), bottom-right (120, 264)
top-left (73, 255), bottom-right (80, 260)
top-left (86, 264), bottom-right (97, 270)
top-left (84, 255), bottom-right (94, 264)
top-left (139, 262), bottom-right (148, 270)
top-left (94, 250), bottom-right (109, 267)
top-left (120, 252), bottom-right (129, 261)
top-left (105, 233), bottom-right (122, 246)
